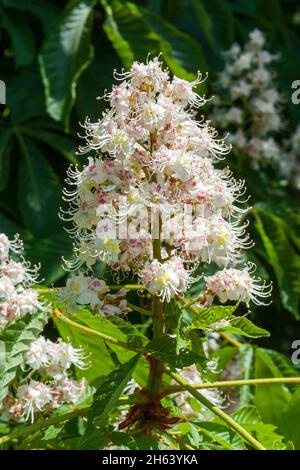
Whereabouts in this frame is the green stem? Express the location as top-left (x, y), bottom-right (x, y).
top-left (161, 376), bottom-right (300, 396)
top-left (52, 310), bottom-right (141, 353)
top-left (108, 284), bottom-right (146, 291)
top-left (126, 302), bottom-right (151, 316)
top-left (164, 367), bottom-right (266, 451)
top-left (147, 296), bottom-right (165, 396)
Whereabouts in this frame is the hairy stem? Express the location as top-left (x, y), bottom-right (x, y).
top-left (164, 367), bottom-right (266, 451)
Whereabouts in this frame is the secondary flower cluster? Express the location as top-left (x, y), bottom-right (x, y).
top-left (62, 56), bottom-right (270, 306)
top-left (211, 29), bottom-right (284, 170)
top-left (0, 233), bottom-right (44, 330)
top-left (61, 271), bottom-right (130, 315)
top-left (5, 336), bottom-right (87, 423)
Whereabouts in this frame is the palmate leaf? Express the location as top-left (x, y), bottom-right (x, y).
top-left (39, 0), bottom-right (95, 128)
top-left (0, 310), bottom-right (49, 405)
top-left (254, 207), bottom-right (300, 318)
top-left (16, 133), bottom-right (61, 238)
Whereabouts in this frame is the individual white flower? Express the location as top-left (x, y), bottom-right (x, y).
top-left (16, 380), bottom-right (53, 423)
top-left (25, 336), bottom-right (50, 370)
top-left (139, 258), bottom-right (194, 302)
top-left (2, 258), bottom-right (39, 285)
top-left (56, 378), bottom-right (87, 404)
top-left (54, 339), bottom-right (86, 370)
top-left (205, 263), bottom-right (272, 306)
top-left (65, 271), bottom-right (99, 307)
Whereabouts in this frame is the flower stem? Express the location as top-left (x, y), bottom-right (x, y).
top-left (164, 366), bottom-right (266, 451)
top-left (126, 302), bottom-right (151, 316)
top-left (108, 284), bottom-right (146, 291)
top-left (161, 376), bottom-right (300, 396)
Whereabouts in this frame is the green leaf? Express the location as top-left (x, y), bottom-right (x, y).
top-left (6, 63), bottom-right (46, 123)
top-left (0, 128), bottom-right (12, 191)
top-left (261, 349), bottom-right (300, 378)
top-left (76, 41), bottom-right (122, 121)
top-left (146, 336), bottom-right (206, 369)
top-left (221, 317), bottom-right (270, 339)
top-left (172, 0), bottom-right (214, 47)
top-left (141, 7), bottom-right (208, 80)
top-left (53, 310), bottom-right (116, 383)
top-left (39, 0), bottom-right (95, 128)
top-left (16, 134), bottom-right (61, 237)
top-left (254, 207), bottom-right (300, 318)
top-left (0, 6), bottom-right (35, 67)
top-left (101, 0), bottom-right (160, 69)
top-left (254, 348), bottom-right (291, 426)
top-left (0, 310), bottom-right (49, 405)
top-left (189, 305), bottom-right (237, 329)
top-left (23, 126), bottom-right (77, 164)
top-left (204, 0), bottom-right (235, 49)
top-left (239, 344), bottom-right (254, 406)
top-left (189, 305), bottom-right (269, 338)
top-left (192, 421), bottom-right (246, 450)
top-left (88, 354), bottom-right (140, 427)
top-left (279, 387), bottom-right (300, 450)
top-left (232, 406), bottom-right (287, 450)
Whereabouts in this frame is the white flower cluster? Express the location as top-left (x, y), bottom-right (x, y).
top-left (0, 233), bottom-right (44, 329)
top-left (62, 56), bottom-right (270, 306)
top-left (211, 29), bottom-right (284, 169)
top-left (6, 336), bottom-right (87, 423)
top-left (61, 271), bottom-right (130, 315)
